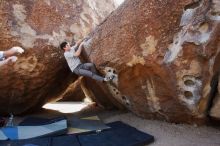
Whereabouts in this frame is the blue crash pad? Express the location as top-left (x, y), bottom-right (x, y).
top-left (0, 135), bottom-right (80, 146)
top-left (19, 116), bottom-right (66, 126)
top-left (0, 120), bottom-right (154, 146)
top-left (1, 127), bottom-right (18, 140)
top-left (77, 121), bottom-right (154, 146)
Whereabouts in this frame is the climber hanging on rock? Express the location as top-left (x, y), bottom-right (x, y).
top-left (60, 38), bottom-right (114, 82)
top-left (0, 46), bottom-right (24, 66)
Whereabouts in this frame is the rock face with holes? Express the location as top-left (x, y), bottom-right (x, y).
top-left (82, 0), bottom-right (220, 124)
top-left (0, 0), bottom-right (116, 115)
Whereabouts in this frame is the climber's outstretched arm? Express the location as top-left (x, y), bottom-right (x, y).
top-left (73, 41), bottom-right (85, 57)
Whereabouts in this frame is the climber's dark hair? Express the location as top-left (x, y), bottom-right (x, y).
top-left (60, 42), bottom-right (68, 50)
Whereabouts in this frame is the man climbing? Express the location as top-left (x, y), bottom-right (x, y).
top-left (0, 46), bottom-right (24, 66)
top-left (60, 39), bottom-right (113, 82)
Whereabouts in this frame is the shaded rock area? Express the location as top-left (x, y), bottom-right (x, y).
top-left (210, 93), bottom-right (220, 119)
top-left (210, 74), bottom-right (220, 120)
top-left (58, 78), bottom-right (85, 102)
top-left (208, 0), bottom-right (220, 121)
top-left (82, 0), bottom-right (220, 124)
top-left (0, 0), bottom-right (116, 115)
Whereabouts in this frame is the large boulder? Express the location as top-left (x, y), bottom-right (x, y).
top-left (0, 0), bottom-right (116, 115)
top-left (82, 0), bottom-right (220, 124)
top-left (208, 0), bottom-right (220, 121)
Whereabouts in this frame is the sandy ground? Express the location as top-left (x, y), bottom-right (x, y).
top-left (12, 103), bottom-right (220, 146)
top-left (98, 110), bottom-right (220, 146)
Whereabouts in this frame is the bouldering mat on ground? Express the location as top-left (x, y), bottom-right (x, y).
top-left (19, 116), bottom-right (66, 126)
top-left (0, 135), bottom-right (80, 146)
top-left (78, 121), bottom-right (154, 146)
top-left (0, 121), bottom-right (154, 146)
top-left (68, 116), bottom-right (110, 134)
top-left (0, 117), bottom-right (67, 140)
top-left (77, 121), bottom-right (154, 146)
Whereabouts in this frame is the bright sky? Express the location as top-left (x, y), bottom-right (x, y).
top-left (114, 0), bottom-right (125, 6)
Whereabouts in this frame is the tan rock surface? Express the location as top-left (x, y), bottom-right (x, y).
top-left (83, 0), bottom-right (220, 124)
top-left (0, 0), bottom-right (116, 115)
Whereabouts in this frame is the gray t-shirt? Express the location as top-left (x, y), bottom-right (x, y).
top-left (64, 45), bottom-right (81, 72)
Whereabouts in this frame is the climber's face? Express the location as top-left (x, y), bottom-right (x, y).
top-left (65, 43), bottom-right (71, 51)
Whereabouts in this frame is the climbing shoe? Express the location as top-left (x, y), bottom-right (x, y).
top-left (103, 75), bottom-right (114, 82)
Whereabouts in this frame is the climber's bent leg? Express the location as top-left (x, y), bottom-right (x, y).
top-left (74, 64), bottom-right (104, 82)
top-left (79, 63), bottom-right (98, 73)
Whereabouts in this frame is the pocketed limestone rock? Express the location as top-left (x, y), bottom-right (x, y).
top-left (82, 0), bottom-right (220, 124)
